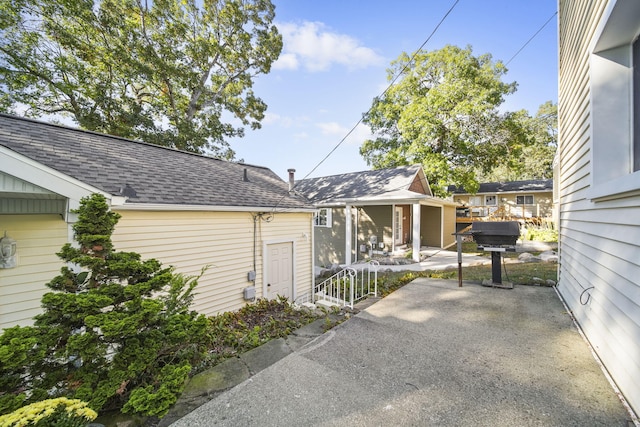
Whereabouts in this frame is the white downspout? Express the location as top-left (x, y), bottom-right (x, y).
top-left (412, 203), bottom-right (421, 262)
top-left (310, 213), bottom-right (315, 298)
top-left (391, 204), bottom-right (396, 254)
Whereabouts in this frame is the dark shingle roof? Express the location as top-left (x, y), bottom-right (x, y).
top-left (295, 165), bottom-right (425, 204)
top-left (448, 179), bottom-right (553, 194)
top-left (0, 114), bottom-right (312, 210)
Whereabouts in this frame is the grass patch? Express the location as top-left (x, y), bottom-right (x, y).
top-left (376, 262), bottom-right (558, 297)
top-left (457, 262), bottom-right (557, 284)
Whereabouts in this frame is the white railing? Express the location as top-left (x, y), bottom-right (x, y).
top-left (351, 260), bottom-right (379, 306)
top-left (296, 260), bottom-right (379, 309)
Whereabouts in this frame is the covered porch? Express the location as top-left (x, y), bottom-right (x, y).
top-left (341, 197), bottom-right (457, 265)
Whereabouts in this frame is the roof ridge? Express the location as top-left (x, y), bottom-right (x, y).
top-left (297, 164), bottom-right (418, 182)
top-left (482, 178), bottom-right (552, 185)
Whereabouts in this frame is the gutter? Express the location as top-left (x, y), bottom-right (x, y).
top-left (315, 196), bottom-right (456, 208)
top-left (111, 203), bottom-right (317, 213)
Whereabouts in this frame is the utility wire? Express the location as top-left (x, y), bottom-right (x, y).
top-left (301, 0), bottom-right (460, 182)
top-left (506, 11), bottom-right (557, 66)
top-left (272, 0), bottom-right (460, 212)
top-left (302, 5), bottom-right (555, 195)
top-left (275, 2), bottom-right (555, 213)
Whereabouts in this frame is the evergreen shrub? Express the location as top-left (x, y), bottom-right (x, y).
top-left (0, 194), bottom-right (210, 418)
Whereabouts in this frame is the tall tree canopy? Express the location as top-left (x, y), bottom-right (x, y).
top-left (0, 0), bottom-right (282, 157)
top-left (478, 101), bottom-right (557, 182)
top-left (360, 45), bottom-right (530, 197)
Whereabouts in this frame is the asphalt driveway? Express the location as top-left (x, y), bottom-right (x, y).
top-left (171, 279), bottom-right (634, 426)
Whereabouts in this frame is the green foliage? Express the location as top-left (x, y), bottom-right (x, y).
top-left (0, 397), bottom-right (97, 427)
top-left (0, 194), bottom-right (210, 419)
top-left (206, 297), bottom-right (321, 367)
top-left (361, 45), bottom-right (525, 197)
top-left (523, 225), bottom-right (558, 242)
top-left (479, 101), bottom-right (557, 182)
top-left (0, 0), bottom-right (282, 157)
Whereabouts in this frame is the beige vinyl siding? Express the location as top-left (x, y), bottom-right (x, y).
top-left (558, 0), bottom-right (640, 414)
top-left (454, 192), bottom-right (554, 218)
top-left (260, 212), bottom-right (313, 302)
top-left (112, 210), bottom-right (312, 317)
top-left (420, 206), bottom-right (441, 247)
top-left (0, 215), bottom-right (67, 328)
top-left (442, 205), bottom-right (456, 248)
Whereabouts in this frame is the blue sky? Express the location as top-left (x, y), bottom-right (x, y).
top-left (229, 0), bottom-right (559, 181)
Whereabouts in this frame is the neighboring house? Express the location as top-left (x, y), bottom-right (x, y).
top-left (558, 0), bottom-right (640, 416)
top-left (0, 114), bottom-right (315, 330)
top-left (295, 165), bottom-right (458, 267)
top-left (448, 179), bottom-right (554, 228)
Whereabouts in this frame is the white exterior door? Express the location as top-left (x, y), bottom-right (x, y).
top-left (266, 242), bottom-right (293, 300)
top-left (395, 206), bottom-right (403, 245)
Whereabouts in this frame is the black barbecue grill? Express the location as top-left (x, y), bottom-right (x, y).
top-left (470, 221), bottom-right (520, 286)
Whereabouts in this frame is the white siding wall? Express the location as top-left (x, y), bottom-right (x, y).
top-left (558, 0), bottom-right (640, 415)
top-left (112, 210), bottom-right (313, 317)
top-left (0, 215), bottom-right (67, 329)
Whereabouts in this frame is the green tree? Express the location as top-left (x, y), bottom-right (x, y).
top-left (0, 0), bottom-right (282, 157)
top-left (0, 194), bottom-right (211, 418)
top-left (479, 101), bottom-right (557, 182)
top-left (360, 45), bottom-right (529, 196)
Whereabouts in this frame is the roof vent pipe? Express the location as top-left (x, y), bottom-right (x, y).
top-left (243, 168), bottom-right (249, 182)
top-left (287, 168), bottom-right (296, 193)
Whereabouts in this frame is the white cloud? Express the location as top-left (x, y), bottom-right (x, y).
top-left (262, 112), bottom-right (282, 125)
top-left (273, 53), bottom-right (298, 71)
top-left (316, 122), bottom-right (373, 144)
top-left (262, 112), bottom-right (303, 128)
top-left (273, 21), bottom-right (384, 72)
top-left (317, 121), bottom-right (346, 135)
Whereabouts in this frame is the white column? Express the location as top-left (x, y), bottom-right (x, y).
top-left (412, 203), bottom-right (421, 262)
top-left (391, 204), bottom-right (396, 253)
top-left (345, 205), bottom-right (352, 265)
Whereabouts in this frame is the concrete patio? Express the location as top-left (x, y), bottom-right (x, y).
top-left (170, 278), bottom-right (636, 426)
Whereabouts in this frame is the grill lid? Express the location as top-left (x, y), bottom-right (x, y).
top-left (470, 221), bottom-right (520, 246)
top-left (471, 221), bottom-right (520, 236)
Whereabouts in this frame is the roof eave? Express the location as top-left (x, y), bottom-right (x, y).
top-left (111, 202), bottom-right (316, 213)
top-left (313, 194), bottom-right (454, 207)
top-left (0, 145), bottom-right (112, 204)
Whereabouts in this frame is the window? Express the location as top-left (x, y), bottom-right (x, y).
top-left (314, 208), bottom-right (331, 227)
top-left (485, 195), bottom-right (497, 206)
top-left (469, 195), bottom-right (482, 206)
top-left (516, 195), bottom-right (534, 205)
top-left (589, 0), bottom-right (640, 199)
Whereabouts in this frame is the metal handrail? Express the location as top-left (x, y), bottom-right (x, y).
top-left (297, 260), bottom-right (379, 309)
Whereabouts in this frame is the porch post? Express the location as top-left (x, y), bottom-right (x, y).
top-left (412, 203), bottom-right (420, 262)
top-left (345, 205), bottom-right (352, 265)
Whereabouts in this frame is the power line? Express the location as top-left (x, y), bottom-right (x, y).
top-left (506, 11), bottom-right (557, 66)
top-left (301, 0), bottom-right (460, 182)
top-left (275, 4), bottom-right (557, 214)
top-left (272, 0), bottom-right (460, 212)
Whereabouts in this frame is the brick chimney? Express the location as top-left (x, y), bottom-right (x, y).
top-left (287, 168), bottom-right (296, 193)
